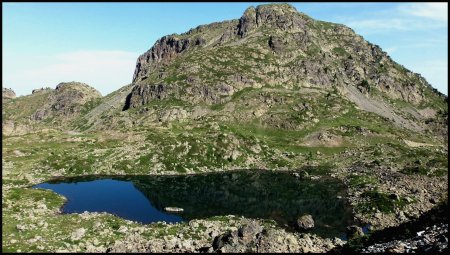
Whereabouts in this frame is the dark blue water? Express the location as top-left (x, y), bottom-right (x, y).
top-left (34, 170), bottom-right (355, 238)
top-left (35, 179), bottom-right (184, 223)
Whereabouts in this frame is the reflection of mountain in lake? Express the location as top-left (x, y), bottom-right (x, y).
top-left (129, 170), bottom-right (353, 238)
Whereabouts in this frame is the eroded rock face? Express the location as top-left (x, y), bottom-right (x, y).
top-left (257, 4), bottom-right (308, 31)
top-left (3, 88), bottom-right (16, 99)
top-left (237, 6), bottom-right (257, 38)
top-left (133, 35), bottom-right (206, 83)
top-left (125, 84), bottom-right (173, 109)
top-left (124, 82), bottom-right (236, 109)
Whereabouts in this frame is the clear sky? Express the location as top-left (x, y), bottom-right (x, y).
top-left (3, 2), bottom-right (448, 96)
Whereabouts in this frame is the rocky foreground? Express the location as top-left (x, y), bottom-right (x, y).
top-left (361, 223), bottom-right (448, 253)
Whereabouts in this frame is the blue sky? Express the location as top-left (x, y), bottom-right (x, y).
top-left (3, 2), bottom-right (448, 96)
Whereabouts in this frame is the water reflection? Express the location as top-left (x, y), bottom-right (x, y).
top-left (35, 170), bottom-right (353, 238)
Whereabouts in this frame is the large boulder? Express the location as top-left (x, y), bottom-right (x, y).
top-left (238, 221), bottom-right (263, 241)
top-left (211, 221), bottom-right (264, 252)
top-left (296, 214), bottom-right (315, 230)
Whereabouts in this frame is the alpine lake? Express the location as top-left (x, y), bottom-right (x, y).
top-left (34, 170), bottom-right (356, 239)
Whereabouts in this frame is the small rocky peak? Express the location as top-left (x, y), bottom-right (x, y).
top-left (54, 81), bottom-right (102, 98)
top-left (2, 88), bottom-right (16, 99)
top-left (256, 3), bottom-right (298, 15)
top-left (56, 81), bottom-right (87, 90)
top-left (30, 82), bottom-right (101, 121)
top-left (237, 3), bottom-right (308, 38)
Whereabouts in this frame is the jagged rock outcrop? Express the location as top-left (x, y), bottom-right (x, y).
top-left (124, 82), bottom-right (235, 109)
top-left (132, 35), bottom-right (206, 83)
top-left (237, 6), bottom-right (257, 38)
top-left (125, 84), bottom-right (172, 109)
top-left (238, 4), bottom-right (309, 37)
top-left (3, 88), bottom-right (16, 99)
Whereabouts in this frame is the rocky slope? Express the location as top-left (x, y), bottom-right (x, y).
top-left (1, 3), bottom-right (448, 253)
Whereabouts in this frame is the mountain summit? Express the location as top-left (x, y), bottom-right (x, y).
top-left (127, 3), bottom-right (446, 134)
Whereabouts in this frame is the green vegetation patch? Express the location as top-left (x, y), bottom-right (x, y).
top-left (347, 174), bottom-right (378, 189)
top-left (357, 189), bottom-right (412, 214)
top-left (332, 47), bottom-right (348, 56)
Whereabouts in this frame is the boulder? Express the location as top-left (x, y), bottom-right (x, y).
top-left (296, 214), bottom-right (315, 230)
top-left (211, 221), bottom-right (264, 252)
top-left (212, 231), bottom-right (235, 250)
top-left (71, 228), bottom-right (86, 241)
top-left (346, 225), bottom-right (364, 240)
top-left (238, 221), bottom-right (263, 241)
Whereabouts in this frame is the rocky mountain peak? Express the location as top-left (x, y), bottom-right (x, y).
top-left (238, 3), bottom-right (308, 37)
top-left (133, 3), bottom-right (310, 83)
top-left (125, 3), bottom-right (447, 134)
top-left (54, 81), bottom-right (101, 96)
top-left (255, 3), bottom-right (299, 17)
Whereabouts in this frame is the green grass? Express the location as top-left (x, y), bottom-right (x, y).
top-left (357, 189), bottom-right (412, 214)
top-left (79, 98), bottom-right (102, 115)
top-left (332, 47), bottom-right (348, 56)
top-left (348, 175), bottom-right (378, 189)
top-left (306, 44), bottom-right (321, 56)
top-left (314, 20), bottom-right (336, 31)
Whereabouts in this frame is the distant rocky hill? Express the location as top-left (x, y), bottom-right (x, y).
top-left (2, 82), bottom-right (101, 135)
top-left (30, 82), bottom-right (101, 121)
